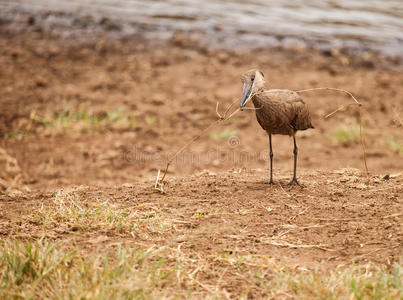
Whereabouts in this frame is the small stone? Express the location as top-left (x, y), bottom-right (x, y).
top-left (217, 52), bottom-right (229, 63)
top-left (214, 24), bottom-right (224, 31)
top-left (122, 183), bottom-right (134, 188)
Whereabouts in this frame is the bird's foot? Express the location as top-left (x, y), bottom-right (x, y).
top-left (268, 180), bottom-right (274, 186)
top-left (288, 178), bottom-right (299, 186)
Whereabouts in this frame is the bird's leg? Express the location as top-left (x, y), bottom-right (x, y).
top-left (289, 135), bottom-right (299, 185)
top-left (269, 134), bottom-right (274, 185)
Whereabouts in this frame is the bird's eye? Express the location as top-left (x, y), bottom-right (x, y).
top-left (251, 76), bottom-right (255, 81)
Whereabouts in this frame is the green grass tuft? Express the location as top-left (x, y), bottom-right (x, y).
top-left (209, 129), bottom-right (237, 141)
top-left (29, 104), bottom-right (136, 134)
top-left (146, 116), bottom-right (158, 126)
top-left (330, 124), bottom-right (360, 144)
top-left (388, 139), bottom-right (403, 154)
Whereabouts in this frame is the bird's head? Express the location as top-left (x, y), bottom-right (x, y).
top-left (240, 69), bottom-right (265, 109)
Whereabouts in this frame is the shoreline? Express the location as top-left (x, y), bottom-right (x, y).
top-left (1, 7), bottom-right (402, 68)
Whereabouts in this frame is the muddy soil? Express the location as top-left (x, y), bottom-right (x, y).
top-left (0, 26), bottom-right (402, 269)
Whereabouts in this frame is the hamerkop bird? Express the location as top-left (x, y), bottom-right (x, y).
top-left (240, 69), bottom-right (314, 185)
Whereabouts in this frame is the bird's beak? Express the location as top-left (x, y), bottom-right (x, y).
top-left (240, 82), bottom-right (252, 109)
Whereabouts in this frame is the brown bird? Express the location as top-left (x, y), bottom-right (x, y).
top-left (240, 69), bottom-right (314, 185)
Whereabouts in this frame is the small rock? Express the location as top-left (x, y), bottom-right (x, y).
top-left (99, 17), bottom-right (121, 31)
top-left (150, 94), bottom-right (166, 106)
top-left (27, 16), bottom-right (35, 26)
top-left (217, 52), bottom-right (229, 63)
top-left (214, 24), bottom-right (224, 31)
top-left (35, 76), bottom-right (47, 88)
top-left (122, 183), bottom-right (134, 188)
top-left (170, 32), bottom-right (189, 47)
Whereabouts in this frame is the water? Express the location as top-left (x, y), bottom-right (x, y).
top-left (1, 0), bottom-right (403, 55)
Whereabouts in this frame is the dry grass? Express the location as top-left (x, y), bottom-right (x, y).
top-left (23, 187), bottom-right (172, 238)
top-left (0, 238), bottom-right (401, 299)
top-left (1, 185), bottom-right (402, 299)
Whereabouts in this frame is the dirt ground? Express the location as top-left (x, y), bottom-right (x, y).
top-left (0, 23), bottom-right (402, 274)
top-left (1, 168), bottom-right (402, 269)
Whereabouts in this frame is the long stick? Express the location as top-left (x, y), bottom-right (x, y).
top-left (156, 100), bottom-right (241, 190)
top-left (296, 87), bottom-right (360, 104)
top-left (158, 120), bottom-right (221, 185)
top-left (296, 87), bottom-right (369, 176)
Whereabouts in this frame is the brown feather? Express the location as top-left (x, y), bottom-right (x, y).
top-left (252, 89), bottom-right (314, 136)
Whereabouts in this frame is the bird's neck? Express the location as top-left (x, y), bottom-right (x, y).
top-left (251, 87), bottom-right (265, 107)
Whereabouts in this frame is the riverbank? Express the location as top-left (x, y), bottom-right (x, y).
top-left (2, 0), bottom-right (403, 58)
top-left (1, 6), bottom-right (403, 65)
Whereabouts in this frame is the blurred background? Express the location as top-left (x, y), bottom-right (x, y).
top-left (1, 0), bottom-right (403, 55)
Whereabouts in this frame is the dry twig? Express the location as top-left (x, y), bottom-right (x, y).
top-left (381, 212), bottom-right (403, 219)
top-left (296, 87), bottom-right (369, 176)
top-left (155, 98), bottom-right (241, 192)
top-left (262, 239), bottom-right (336, 251)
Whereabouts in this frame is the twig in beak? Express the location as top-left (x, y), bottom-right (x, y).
top-left (216, 102), bottom-right (224, 120)
top-left (241, 106), bottom-right (262, 110)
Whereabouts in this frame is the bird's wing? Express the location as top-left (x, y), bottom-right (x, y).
top-left (263, 89), bottom-right (313, 131)
top-left (263, 89), bottom-right (303, 104)
top-left (253, 91), bottom-right (295, 134)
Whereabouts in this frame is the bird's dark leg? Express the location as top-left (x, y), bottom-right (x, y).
top-left (289, 135), bottom-right (299, 185)
top-left (269, 134), bottom-right (274, 185)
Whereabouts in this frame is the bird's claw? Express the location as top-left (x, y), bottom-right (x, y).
top-left (288, 178), bottom-right (299, 186)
